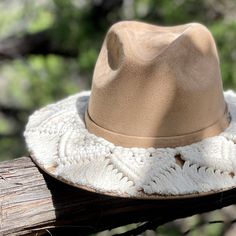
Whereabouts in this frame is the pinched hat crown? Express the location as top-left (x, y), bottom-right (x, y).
top-left (85, 21), bottom-right (229, 148)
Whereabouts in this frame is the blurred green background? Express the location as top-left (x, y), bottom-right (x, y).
top-left (1, 0), bottom-right (236, 235)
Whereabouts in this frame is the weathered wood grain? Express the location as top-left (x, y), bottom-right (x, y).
top-left (1, 157), bottom-right (236, 236)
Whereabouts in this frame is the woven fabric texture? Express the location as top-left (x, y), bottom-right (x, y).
top-left (24, 90), bottom-right (236, 198)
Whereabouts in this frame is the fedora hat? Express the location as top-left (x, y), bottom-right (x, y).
top-left (24, 21), bottom-right (236, 199)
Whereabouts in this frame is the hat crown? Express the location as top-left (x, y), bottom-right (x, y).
top-left (86, 21), bottom-right (228, 148)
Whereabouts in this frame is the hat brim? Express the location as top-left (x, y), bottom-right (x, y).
top-left (24, 91), bottom-right (236, 199)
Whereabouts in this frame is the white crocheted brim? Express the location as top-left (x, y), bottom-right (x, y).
top-left (24, 90), bottom-right (236, 199)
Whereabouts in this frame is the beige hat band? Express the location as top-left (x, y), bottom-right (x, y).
top-left (85, 106), bottom-right (230, 148)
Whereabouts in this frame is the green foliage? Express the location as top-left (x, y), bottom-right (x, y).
top-left (1, 55), bottom-right (79, 108)
top-left (211, 21), bottom-right (236, 89)
top-left (1, 1), bottom-right (236, 234)
top-left (0, 0), bottom-right (235, 164)
top-left (0, 0), bottom-right (236, 172)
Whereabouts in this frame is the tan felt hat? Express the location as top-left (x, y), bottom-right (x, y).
top-left (24, 21), bottom-right (236, 199)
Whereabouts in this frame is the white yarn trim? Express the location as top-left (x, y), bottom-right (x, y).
top-left (24, 90), bottom-right (236, 197)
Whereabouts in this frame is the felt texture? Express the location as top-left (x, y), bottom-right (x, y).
top-left (87, 21), bottom-right (227, 147)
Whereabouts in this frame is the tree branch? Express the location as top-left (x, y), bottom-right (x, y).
top-left (0, 0), bottom-right (124, 61)
top-left (0, 30), bottom-right (77, 60)
top-left (0, 104), bottom-right (30, 117)
top-left (1, 157), bottom-right (236, 235)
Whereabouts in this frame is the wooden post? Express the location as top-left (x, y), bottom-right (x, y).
top-left (1, 157), bottom-right (236, 235)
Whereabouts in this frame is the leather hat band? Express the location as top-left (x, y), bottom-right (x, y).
top-left (85, 105), bottom-right (230, 148)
